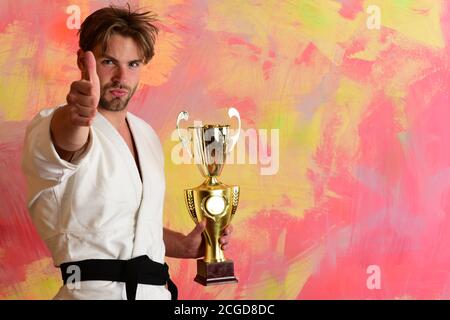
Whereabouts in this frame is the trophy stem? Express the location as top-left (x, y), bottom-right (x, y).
top-left (204, 238), bottom-right (226, 263)
top-left (203, 176), bottom-right (220, 187)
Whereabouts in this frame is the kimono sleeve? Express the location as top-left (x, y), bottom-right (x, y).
top-left (21, 107), bottom-right (95, 203)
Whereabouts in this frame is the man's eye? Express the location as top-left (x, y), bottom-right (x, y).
top-left (102, 60), bottom-right (113, 65)
top-left (129, 62), bottom-right (140, 68)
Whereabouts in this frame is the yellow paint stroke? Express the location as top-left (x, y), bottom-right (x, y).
top-left (142, 29), bottom-right (182, 87)
top-left (205, 0), bottom-right (363, 62)
top-left (243, 243), bottom-right (326, 299)
top-left (140, 0), bottom-right (197, 86)
top-left (0, 22), bottom-right (36, 120)
top-left (365, 0), bottom-right (444, 48)
top-left (0, 257), bottom-right (60, 300)
top-left (333, 78), bottom-right (373, 155)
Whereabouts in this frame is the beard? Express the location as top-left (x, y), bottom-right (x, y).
top-left (99, 81), bottom-right (137, 112)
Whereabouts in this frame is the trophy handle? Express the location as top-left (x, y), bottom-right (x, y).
top-left (186, 189), bottom-right (198, 223)
top-left (177, 111), bottom-right (193, 158)
top-left (230, 186), bottom-right (240, 217)
top-left (226, 107), bottom-right (241, 154)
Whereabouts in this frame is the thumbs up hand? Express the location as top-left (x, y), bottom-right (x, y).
top-left (66, 51), bottom-right (100, 126)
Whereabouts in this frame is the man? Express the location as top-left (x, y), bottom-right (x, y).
top-left (21, 5), bottom-right (231, 300)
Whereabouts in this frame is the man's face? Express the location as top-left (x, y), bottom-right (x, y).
top-left (92, 34), bottom-right (144, 112)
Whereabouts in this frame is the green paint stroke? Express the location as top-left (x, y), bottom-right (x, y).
top-left (393, 0), bottom-right (415, 9)
top-left (295, 0), bottom-right (334, 31)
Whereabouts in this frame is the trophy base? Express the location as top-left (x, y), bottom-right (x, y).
top-left (194, 259), bottom-right (238, 286)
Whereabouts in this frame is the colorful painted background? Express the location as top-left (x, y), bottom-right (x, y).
top-left (1, 0), bottom-right (450, 299)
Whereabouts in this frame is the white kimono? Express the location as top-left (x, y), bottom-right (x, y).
top-left (22, 107), bottom-right (171, 300)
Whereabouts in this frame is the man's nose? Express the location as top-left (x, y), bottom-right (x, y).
top-left (112, 65), bottom-right (127, 83)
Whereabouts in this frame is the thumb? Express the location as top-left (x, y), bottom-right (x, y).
top-left (82, 51), bottom-right (99, 87)
top-left (189, 220), bottom-right (206, 237)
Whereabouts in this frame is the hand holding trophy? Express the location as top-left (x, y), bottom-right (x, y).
top-left (176, 108), bottom-right (241, 285)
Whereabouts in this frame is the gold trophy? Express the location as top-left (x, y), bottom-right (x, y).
top-left (176, 108), bottom-right (241, 286)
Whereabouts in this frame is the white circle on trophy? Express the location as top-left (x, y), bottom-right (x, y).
top-left (205, 196), bottom-right (226, 215)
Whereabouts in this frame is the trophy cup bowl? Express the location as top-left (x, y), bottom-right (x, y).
top-left (177, 109), bottom-right (241, 286)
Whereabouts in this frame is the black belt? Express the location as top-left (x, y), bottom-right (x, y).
top-left (60, 255), bottom-right (178, 300)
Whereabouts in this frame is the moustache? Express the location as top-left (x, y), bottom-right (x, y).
top-left (103, 82), bottom-right (132, 92)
